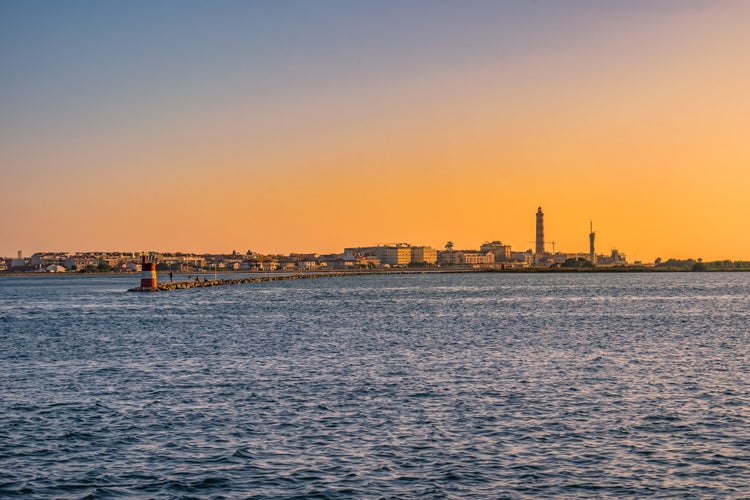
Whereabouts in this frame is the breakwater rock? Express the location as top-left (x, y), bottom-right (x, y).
top-left (127, 273), bottom-right (355, 292)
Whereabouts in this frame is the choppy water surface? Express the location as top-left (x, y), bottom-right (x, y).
top-left (1, 272), bottom-right (749, 498)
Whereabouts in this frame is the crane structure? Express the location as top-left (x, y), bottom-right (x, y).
top-left (529, 240), bottom-right (557, 255)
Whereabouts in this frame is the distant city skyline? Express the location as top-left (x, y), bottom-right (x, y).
top-left (1, 205), bottom-right (620, 263)
top-left (0, 203), bottom-right (725, 264)
top-left (2, 1), bottom-right (749, 261)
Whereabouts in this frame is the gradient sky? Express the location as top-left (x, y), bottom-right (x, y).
top-left (2, 0), bottom-right (749, 261)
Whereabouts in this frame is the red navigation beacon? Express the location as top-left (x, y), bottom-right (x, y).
top-left (140, 255), bottom-right (157, 289)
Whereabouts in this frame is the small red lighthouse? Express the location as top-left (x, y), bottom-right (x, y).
top-left (140, 255), bottom-right (157, 289)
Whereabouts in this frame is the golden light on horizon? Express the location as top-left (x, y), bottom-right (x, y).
top-left (1, 2), bottom-right (749, 261)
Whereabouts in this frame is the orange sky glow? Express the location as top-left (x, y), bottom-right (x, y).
top-left (1, 1), bottom-right (749, 261)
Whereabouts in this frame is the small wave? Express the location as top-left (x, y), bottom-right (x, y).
top-left (232, 447), bottom-right (255, 459)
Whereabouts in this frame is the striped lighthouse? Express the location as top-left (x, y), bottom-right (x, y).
top-left (140, 255), bottom-right (157, 289)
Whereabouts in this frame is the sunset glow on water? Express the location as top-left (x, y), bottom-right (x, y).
top-left (2, 273), bottom-right (749, 497)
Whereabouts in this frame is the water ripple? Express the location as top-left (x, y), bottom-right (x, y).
top-left (1, 273), bottom-right (749, 497)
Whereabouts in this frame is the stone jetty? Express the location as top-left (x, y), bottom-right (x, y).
top-left (127, 272), bottom-right (358, 292)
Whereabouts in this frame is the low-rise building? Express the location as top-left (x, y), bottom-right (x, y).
top-left (160, 253), bottom-right (207, 269)
top-left (318, 254), bottom-right (352, 270)
top-left (596, 249), bottom-right (627, 266)
top-left (124, 261), bottom-right (142, 272)
top-left (290, 253), bottom-right (319, 262)
top-left (438, 250), bottom-right (463, 265)
top-left (41, 265), bottom-right (66, 273)
top-left (463, 251), bottom-right (495, 266)
top-left (298, 259), bottom-right (318, 270)
top-left (30, 252), bottom-right (69, 268)
top-left (64, 254), bottom-right (101, 270)
top-left (410, 246), bottom-right (437, 264)
top-left (98, 253), bottom-right (123, 267)
top-left (277, 257), bottom-right (298, 270)
top-left (240, 258), bottom-right (279, 271)
top-left (511, 251), bottom-right (534, 266)
top-left (480, 241), bottom-right (511, 262)
top-left (343, 252), bottom-right (380, 268)
top-left (437, 250), bottom-right (494, 266)
top-left (345, 244), bottom-right (415, 266)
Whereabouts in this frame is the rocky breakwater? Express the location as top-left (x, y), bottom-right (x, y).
top-left (127, 273), bottom-right (354, 292)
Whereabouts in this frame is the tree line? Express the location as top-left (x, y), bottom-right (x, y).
top-left (655, 259), bottom-right (750, 271)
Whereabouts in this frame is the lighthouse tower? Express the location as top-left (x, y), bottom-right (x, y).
top-left (589, 221), bottom-right (596, 265)
top-left (535, 207), bottom-right (545, 256)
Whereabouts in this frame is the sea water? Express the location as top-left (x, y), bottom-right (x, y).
top-left (1, 272), bottom-right (749, 498)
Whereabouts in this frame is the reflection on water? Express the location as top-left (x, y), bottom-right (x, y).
top-left (1, 272), bottom-right (749, 497)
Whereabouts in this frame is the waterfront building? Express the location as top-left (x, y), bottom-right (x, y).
top-left (241, 258), bottom-right (279, 271)
top-left (290, 253), bottom-right (319, 262)
top-left (463, 251), bottom-right (495, 266)
top-left (589, 221), bottom-right (596, 265)
top-left (64, 254), bottom-right (102, 270)
top-left (125, 261), bottom-right (142, 272)
top-left (554, 253), bottom-right (589, 265)
top-left (30, 252), bottom-right (69, 268)
top-left (379, 245), bottom-right (411, 266)
top-left (437, 250), bottom-right (494, 266)
top-left (410, 246), bottom-right (437, 264)
top-left (265, 259), bottom-right (280, 271)
top-left (159, 253), bottom-right (207, 269)
top-left (480, 241), bottom-right (511, 262)
top-left (98, 253), bottom-right (125, 267)
top-left (39, 265), bottom-right (66, 273)
top-left (345, 244), bottom-right (412, 266)
top-left (437, 250), bottom-right (463, 265)
top-left (277, 257), bottom-right (299, 270)
top-left (510, 251), bottom-right (534, 266)
top-left (596, 249), bottom-right (627, 266)
top-left (317, 254), bottom-right (354, 270)
top-left (298, 259), bottom-right (318, 270)
top-left (58, 252), bottom-right (141, 270)
top-left (239, 260), bottom-right (259, 271)
top-left (343, 252), bottom-right (380, 268)
top-left (8, 258), bottom-right (31, 271)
